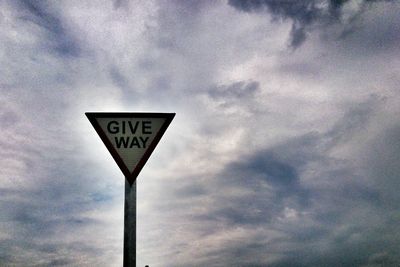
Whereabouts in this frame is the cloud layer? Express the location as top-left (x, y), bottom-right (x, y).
top-left (1, 0), bottom-right (400, 266)
top-left (229, 0), bottom-right (396, 48)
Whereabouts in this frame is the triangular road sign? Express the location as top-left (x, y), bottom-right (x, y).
top-left (86, 112), bottom-right (175, 184)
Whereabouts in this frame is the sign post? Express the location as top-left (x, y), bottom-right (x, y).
top-left (124, 179), bottom-right (136, 266)
top-left (86, 112), bottom-right (175, 267)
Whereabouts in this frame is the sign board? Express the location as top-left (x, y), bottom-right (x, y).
top-left (86, 112), bottom-right (175, 184)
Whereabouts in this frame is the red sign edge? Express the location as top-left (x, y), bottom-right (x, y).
top-left (85, 112), bottom-right (175, 185)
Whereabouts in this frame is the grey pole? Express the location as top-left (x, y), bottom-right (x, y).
top-left (124, 179), bottom-right (136, 267)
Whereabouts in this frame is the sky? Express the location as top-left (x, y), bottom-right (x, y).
top-left (1, 0), bottom-right (400, 266)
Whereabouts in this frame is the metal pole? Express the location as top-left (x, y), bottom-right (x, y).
top-left (124, 179), bottom-right (136, 267)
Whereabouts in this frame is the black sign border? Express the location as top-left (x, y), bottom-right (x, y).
top-left (86, 112), bottom-right (175, 185)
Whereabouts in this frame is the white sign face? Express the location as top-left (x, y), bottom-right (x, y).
top-left (86, 113), bottom-right (175, 184)
top-left (96, 118), bottom-right (165, 172)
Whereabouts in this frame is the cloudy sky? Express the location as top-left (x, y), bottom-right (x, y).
top-left (1, 0), bottom-right (400, 266)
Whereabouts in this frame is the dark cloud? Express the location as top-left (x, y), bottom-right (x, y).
top-left (0, 112), bottom-right (119, 265)
top-left (109, 66), bottom-right (131, 90)
top-left (48, 258), bottom-right (74, 266)
top-left (167, 95), bottom-right (398, 266)
top-left (228, 0), bottom-right (395, 48)
top-left (228, 0), bottom-right (327, 47)
top-left (203, 81), bottom-right (261, 116)
top-left (171, 137), bottom-right (315, 265)
top-left (15, 0), bottom-right (81, 56)
top-left (204, 134), bottom-right (314, 228)
top-left (364, 124), bottom-right (400, 208)
top-left (290, 22), bottom-right (307, 48)
top-left (0, 110), bottom-right (20, 129)
top-left (231, 151), bottom-right (299, 187)
top-left (113, 0), bottom-right (129, 9)
top-left (0, 174), bottom-right (115, 265)
top-left (325, 94), bottom-right (385, 146)
top-left (0, 237), bottom-right (99, 266)
top-left (208, 81), bottom-right (259, 99)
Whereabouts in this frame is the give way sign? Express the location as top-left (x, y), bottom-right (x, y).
top-left (86, 112), bottom-right (175, 184)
